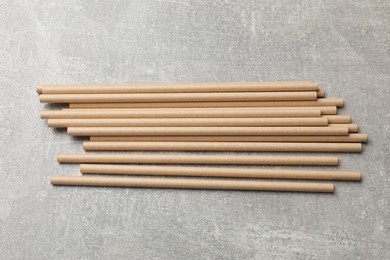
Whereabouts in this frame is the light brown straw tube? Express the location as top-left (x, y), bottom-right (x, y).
top-left (39, 91), bottom-right (318, 103)
top-left (89, 133), bottom-right (368, 143)
top-left (329, 124), bottom-right (358, 133)
top-left (69, 98), bottom-right (344, 109)
top-left (83, 141), bottom-right (362, 152)
top-left (50, 176), bottom-right (334, 193)
top-left (64, 106), bottom-right (337, 115)
top-left (80, 164), bottom-right (361, 181)
top-left (40, 109), bottom-right (321, 119)
top-left (58, 154), bottom-right (339, 166)
top-left (317, 88), bottom-right (325, 98)
top-left (323, 115), bottom-right (351, 124)
top-left (39, 82), bottom-right (319, 94)
top-left (48, 117), bottom-right (329, 128)
top-left (68, 126), bottom-right (349, 137)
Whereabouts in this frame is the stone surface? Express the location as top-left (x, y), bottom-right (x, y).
top-left (0, 0), bottom-right (389, 259)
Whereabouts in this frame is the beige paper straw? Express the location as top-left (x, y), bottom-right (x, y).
top-left (68, 126), bottom-right (349, 137)
top-left (64, 106), bottom-right (337, 115)
top-left (58, 153), bottom-right (339, 166)
top-left (40, 108), bottom-right (321, 119)
top-left (39, 91), bottom-right (318, 103)
top-left (50, 176), bottom-right (334, 193)
top-left (323, 115), bottom-right (351, 124)
top-left (89, 133), bottom-right (368, 143)
top-left (48, 117), bottom-right (328, 128)
top-left (80, 164), bottom-right (361, 181)
top-left (68, 98), bottom-right (344, 109)
top-left (83, 141), bottom-right (362, 152)
top-left (38, 81), bottom-right (319, 94)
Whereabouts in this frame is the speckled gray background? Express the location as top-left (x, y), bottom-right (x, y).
top-left (0, 0), bottom-right (389, 259)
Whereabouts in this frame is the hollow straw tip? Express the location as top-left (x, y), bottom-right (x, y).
top-left (80, 164), bottom-right (87, 173)
top-left (47, 119), bottom-right (55, 127)
top-left (324, 117), bottom-right (329, 124)
top-left (334, 157), bottom-right (340, 166)
top-left (327, 183), bottom-right (335, 193)
top-left (352, 172), bottom-right (363, 181)
top-left (339, 127), bottom-right (350, 135)
top-left (57, 154), bottom-right (64, 163)
top-left (36, 85), bottom-right (43, 94)
top-left (50, 176), bottom-right (58, 185)
top-left (40, 110), bottom-right (50, 119)
top-left (317, 88), bottom-right (325, 98)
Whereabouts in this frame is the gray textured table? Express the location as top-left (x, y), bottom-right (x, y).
top-left (1, 1), bottom-right (389, 259)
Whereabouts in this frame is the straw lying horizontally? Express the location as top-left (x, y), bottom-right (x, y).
top-left (68, 98), bottom-right (344, 109)
top-left (40, 108), bottom-right (322, 119)
top-left (40, 91), bottom-right (318, 103)
top-left (38, 82), bottom-right (319, 94)
top-left (89, 134), bottom-right (367, 143)
top-left (62, 106), bottom-right (338, 114)
top-left (48, 117), bottom-right (329, 128)
top-left (82, 141), bottom-right (362, 152)
top-left (57, 153), bottom-right (340, 166)
top-left (51, 176), bottom-right (335, 193)
top-left (67, 126), bottom-right (349, 137)
top-left (79, 164), bottom-right (361, 181)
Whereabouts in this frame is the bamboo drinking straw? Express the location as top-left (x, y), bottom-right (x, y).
top-left (50, 176), bottom-right (334, 193)
top-left (64, 106), bottom-right (337, 115)
top-left (89, 133), bottom-right (368, 143)
top-left (40, 108), bottom-right (321, 119)
top-left (38, 82), bottom-right (319, 94)
top-left (67, 126), bottom-right (349, 137)
top-left (58, 153), bottom-right (339, 166)
top-left (39, 91), bottom-right (318, 103)
top-left (68, 98), bottom-right (344, 109)
top-left (329, 124), bottom-right (358, 132)
top-left (323, 115), bottom-right (351, 124)
top-left (80, 164), bottom-right (361, 181)
top-left (48, 117), bottom-right (329, 128)
top-left (82, 141), bottom-right (362, 152)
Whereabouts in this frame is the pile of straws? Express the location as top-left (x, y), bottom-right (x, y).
top-left (38, 82), bottom-right (367, 193)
